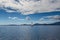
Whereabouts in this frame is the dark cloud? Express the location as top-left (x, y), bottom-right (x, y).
top-left (55, 8), bottom-right (60, 10)
top-left (50, 0), bottom-right (57, 3)
top-left (5, 7), bottom-right (17, 11)
top-left (25, 0), bottom-right (40, 1)
top-left (15, 0), bottom-right (19, 2)
top-left (32, 0), bottom-right (40, 1)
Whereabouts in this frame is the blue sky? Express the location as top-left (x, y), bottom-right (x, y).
top-left (0, 0), bottom-right (60, 25)
top-left (0, 9), bottom-right (60, 25)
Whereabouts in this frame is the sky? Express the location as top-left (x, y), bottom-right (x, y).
top-left (0, 0), bottom-right (60, 25)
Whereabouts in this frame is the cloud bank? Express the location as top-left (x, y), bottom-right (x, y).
top-left (0, 0), bottom-right (60, 15)
top-left (39, 15), bottom-right (60, 24)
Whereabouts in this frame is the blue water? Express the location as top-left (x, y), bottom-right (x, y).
top-left (0, 25), bottom-right (60, 40)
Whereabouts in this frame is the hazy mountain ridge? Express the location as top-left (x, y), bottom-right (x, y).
top-left (34, 22), bottom-right (60, 25)
top-left (0, 22), bottom-right (60, 26)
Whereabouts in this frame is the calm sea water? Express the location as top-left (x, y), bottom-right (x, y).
top-left (0, 25), bottom-right (60, 40)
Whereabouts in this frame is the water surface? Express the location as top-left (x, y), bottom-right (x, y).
top-left (0, 25), bottom-right (60, 40)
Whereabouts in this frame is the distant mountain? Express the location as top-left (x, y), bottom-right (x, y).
top-left (7, 24), bottom-right (20, 26)
top-left (21, 24), bottom-right (32, 26)
top-left (34, 22), bottom-right (60, 25)
top-left (0, 22), bottom-right (60, 26)
top-left (33, 23), bottom-right (41, 25)
top-left (50, 22), bottom-right (60, 25)
top-left (9, 22), bottom-right (60, 26)
top-left (0, 24), bottom-right (20, 26)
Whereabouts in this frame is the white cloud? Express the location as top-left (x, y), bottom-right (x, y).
top-left (39, 15), bottom-right (60, 24)
top-left (25, 16), bottom-right (31, 20)
top-left (8, 16), bottom-right (32, 21)
top-left (0, 0), bottom-right (60, 15)
top-left (5, 9), bottom-right (16, 12)
top-left (8, 17), bottom-right (24, 20)
top-left (45, 15), bottom-right (60, 20)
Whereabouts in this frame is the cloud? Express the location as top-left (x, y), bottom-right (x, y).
top-left (39, 15), bottom-right (60, 24)
top-left (25, 16), bottom-right (31, 20)
top-left (45, 15), bottom-right (60, 20)
top-left (8, 17), bottom-right (24, 20)
top-left (8, 16), bottom-right (32, 21)
top-left (0, 0), bottom-right (60, 15)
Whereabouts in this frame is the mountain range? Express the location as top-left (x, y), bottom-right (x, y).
top-left (0, 22), bottom-right (60, 26)
top-left (34, 22), bottom-right (60, 25)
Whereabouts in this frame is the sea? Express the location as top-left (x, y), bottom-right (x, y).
top-left (0, 25), bottom-right (60, 40)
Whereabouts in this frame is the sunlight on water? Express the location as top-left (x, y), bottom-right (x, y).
top-left (0, 25), bottom-right (60, 40)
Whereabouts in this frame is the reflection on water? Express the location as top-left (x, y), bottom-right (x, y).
top-left (0, 25), bottom-right (60, 40)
